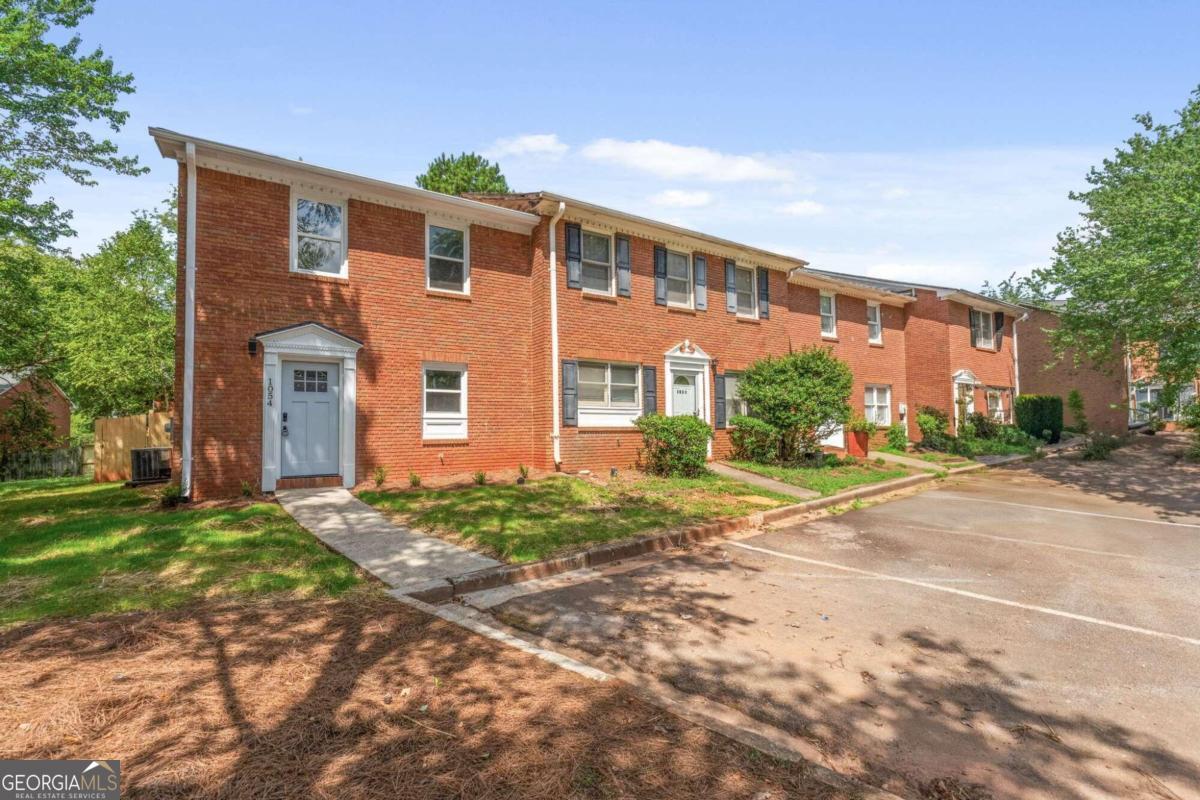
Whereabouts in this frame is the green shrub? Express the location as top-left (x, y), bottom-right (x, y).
top-left (846, 415), bottom-right (877, 435)
top-left (916, 407), bottom-right (952, 451)
top-left (409, 471), bottom-right (421, 488)
top-left (159, 483), bottom-right (184, 508)
top-left (635, 413), bottom-right (713, 477)
top-left (966, 411), bottom-right (999, 440)
top-left (1067, 389), bottom-right (1089, 434)
top-left (1014, 394), bottom-right (1063, 443)
top-left (886, 423), bottom-right (908, 451)
top-left (737, 348), bottom-right (853, 460)
top-left (728, 415), bottom-right (779, 463)
top-left (1080, 431), bottom-right (1121, 461)
top-left (473, 470), bottom-right (487, 485)
top-left (373, 465), bottom-right (389, 488)
top-left (240, 480), bottom-right (253, 497)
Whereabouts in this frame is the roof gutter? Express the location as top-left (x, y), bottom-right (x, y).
top-left (548, 201), bottom-right (566, 469)
top-left (181, 142), bottom-right (197, 498)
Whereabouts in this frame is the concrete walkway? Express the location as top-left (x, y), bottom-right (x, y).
top-left (277, 487), bottom-right (499, 593)
top-left (872, 449), bottom-right (953, 471)
top-left (710, 461), bottom-right (820, 499)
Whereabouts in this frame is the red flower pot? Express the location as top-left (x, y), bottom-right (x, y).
top-left (847, 430), bottom-right (870, 457)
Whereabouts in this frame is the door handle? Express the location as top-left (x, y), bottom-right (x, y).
top-left (281, 425), bottom-right (288, 437)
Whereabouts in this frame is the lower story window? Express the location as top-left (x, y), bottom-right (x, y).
top-left (725, 372), bottom-right (749, 418)
top-left (986, 388), bottom-right (1006, 421)
top-left (865, 384), bottom-right (891, 425)
top-left (423, 363), bottom-right (467, 439)
top-left (578, 361), bottom-right (641, 427)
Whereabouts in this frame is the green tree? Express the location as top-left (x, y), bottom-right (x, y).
top-left (0, 389), bottom-right (59, 462)
top-left (0, 240), bottom-right (66, 376)
top-left (980, 271), bottom-right (1050, 307)
top-left (1035, 87), bottom-right (1200, 389)
top-left (416, 152), bottom-right (509, 196)
top-left (736, 348), bottom-right (854, 461)
top-left (48, 199), bottom-right (175, 417)
top-left (1, 0), bottom-right (144, 246)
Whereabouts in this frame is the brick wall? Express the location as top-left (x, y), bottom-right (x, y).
top-left (0, 378), bottom-right (71, 445)
top-left (1016, 307), bottom-right (1128, 434)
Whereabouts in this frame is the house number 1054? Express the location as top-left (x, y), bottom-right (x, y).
top-left (267, 377), bottom-right (274, 407)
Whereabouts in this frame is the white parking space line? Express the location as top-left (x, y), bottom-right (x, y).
top-left (889, 522), bottom-right (1196, 567)
top-left (927, 493), bottom-right (1200, 529)
top-left (728, 541), bottom-right (1200, 648)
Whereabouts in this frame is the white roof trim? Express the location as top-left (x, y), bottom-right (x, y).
top-left (256, 322), bottom-right (363, 358)
top-left (149, 128), bottom-right (541, 236)
top-left (787, 268), bottom-right (913, 306)
top-left (953, 369), bottom-right (981, 384)
top-left (665, 340), bottom-right (712, 361)
top-left (937, 289), bottom-right (1021, 315)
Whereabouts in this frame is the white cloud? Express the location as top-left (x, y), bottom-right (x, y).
top-left (778, 199), bottom-right (826, 217)
top-left (486, 133), bottom-right (568, 160)
top-left (648, 189), bottom-right (713, 208)
top-left (581, 138), bottom-right (791, 182)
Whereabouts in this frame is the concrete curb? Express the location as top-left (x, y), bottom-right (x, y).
top-left (405, 470), bottom-right (943, 604)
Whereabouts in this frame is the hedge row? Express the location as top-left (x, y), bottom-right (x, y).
top-left (1014, 394), bottom-right (1063, 443)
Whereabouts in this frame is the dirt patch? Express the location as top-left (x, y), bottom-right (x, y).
top-left (0, 595), bottom-right (852, 799)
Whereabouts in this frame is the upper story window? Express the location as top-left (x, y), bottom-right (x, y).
top-left (581, 231), bottom-right (613, 294)
top-left (820, 292), bottom-right (837, 337)
top-left (970, 308), bottom-right (995, 349)
top-left (292, 192), bottom-right (347, 277)
top-left (578, 361), bottom-right (640, 408)
top-left (734, 265), bottom-right (756, 317)
top-left (666, 250), bottom-right (692, 308)
top-left (866, 302), bottom-right (882, 344)
top-left (427, 222), bottom-right (469, 294)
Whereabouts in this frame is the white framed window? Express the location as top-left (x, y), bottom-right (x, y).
top-left (971, 308), bottom-right (995, 349)
top-left (725, 372), bottom-right (749, 418)
top-left (579, 361), bottom-right (640, 407)
top-left (426, 221), bottom-right (469, 294)
top-left (581, 230), bottom-right (614, 294)
top-left (820, 292), bottom-right (837, 337)
top-left (865, 384), bottom-right (891, 425)
top-left (422, 363), bottom-right (467, 440)
top-left (666, 250), bottom-right (692, 308)
top-left (866, 302), bottom-right (882, 344)
top-left (734, 265), bottom-right (757, 317)
top-left (986, 388), bottom-right (1005, 421)
top-left (291, 189), bottom-right (347, 277)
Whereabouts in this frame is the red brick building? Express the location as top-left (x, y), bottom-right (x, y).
top-left (0, 373), bottom-right (71, 444)
top-left (1126, 352), bottom-right (1199, 431)
top-left (152, 130), bottom-right (1024, 499)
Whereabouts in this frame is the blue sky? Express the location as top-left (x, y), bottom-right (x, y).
top-left (44, 0), bottom-right (1200, 289)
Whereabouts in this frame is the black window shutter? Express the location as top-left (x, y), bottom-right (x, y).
top-left (714, 373), bottom-right (727, 429)
top-left (616, 236), bottom-right (631, 297)
top-left (725, 259), bottom-right (737, 313)
top-left (969, 309), bottom-right (981, 346)
top-left (694, 255), bottom-right (707, 310)
top-left (653, 246), bottom-right (667, 306)
top-left (993, 311), bottom-right (1005, 349)
top-left (562, 360), bottom-right (578, 426)
top-left (565, 223), bottom-right (582, 289)
top-left (757, 267), bottom-right (770, 319)
top-left (642, 365), bottom-right (657, 416)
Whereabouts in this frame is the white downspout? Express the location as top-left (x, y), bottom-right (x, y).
top-left (181, 142), bottom-right (197, 497)
top-left (548, 201), bottom-right (566, 469)
top-left (1013, 311), bottom-right (1028, 397)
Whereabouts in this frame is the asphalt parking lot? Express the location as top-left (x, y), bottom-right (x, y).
top-left (478, 436), bottom-right (1200, 799)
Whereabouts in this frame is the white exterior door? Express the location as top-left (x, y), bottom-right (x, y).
top-left (281, 361), bottom-right (340, 476)
top-left (671, 373), bottom-right (699, 417)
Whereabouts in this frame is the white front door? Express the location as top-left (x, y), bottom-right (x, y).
top-left (281, 361), bottom-right (340, 476)
top-left (671, 372), bottom-right (699, 417)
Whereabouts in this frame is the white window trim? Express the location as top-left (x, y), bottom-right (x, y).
top-left (422, 362), bottom-right (468, 440)
top-left (725, 371), bottom-right (749, 419)
top-left (578, 360), bottom-right (641, 428)
top-left (865, 384), bottom-right (891, 426)
top-left (425, 218), bottom-right (470, 295)
top-left (820, 291), bottom-right (838, 338)
top-left (986, 388), bottom-right (1005, 422)
top-left (971, 307), bottom-right (996, 350)
top-left (581, 229), bottom-right (616, 297)
top-left (734, 264), bottom-right (758, 318)
top-left (289, 186), bottom-right (349, 278)
top-left (866, 301), bottom-right (883, 344)
top-left (665, 249), bottom-right (694, 309)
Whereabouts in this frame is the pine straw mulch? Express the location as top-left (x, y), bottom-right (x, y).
top-left (0, 593), bottom-right (851, 799)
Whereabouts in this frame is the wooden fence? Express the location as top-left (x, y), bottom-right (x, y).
top-left (1, 445), bottom-right (84, 481)
top-left (94, 412), bottom-right (171, 482)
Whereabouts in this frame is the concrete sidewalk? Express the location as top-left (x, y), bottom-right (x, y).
top-left (710, 462), bottom-right (820, 499)
top-left (277, 487), bottom-right (499, 592)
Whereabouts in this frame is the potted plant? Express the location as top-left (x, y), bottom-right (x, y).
top-left (846, 416), bottom-right (877, 457)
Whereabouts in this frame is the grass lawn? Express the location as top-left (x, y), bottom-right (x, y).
top-left (0, 477), bottom-right (362, 626)
top-left (727, 459), bottom-right (911, 496)
top-left (358, 472), bottom-right (792, 563)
